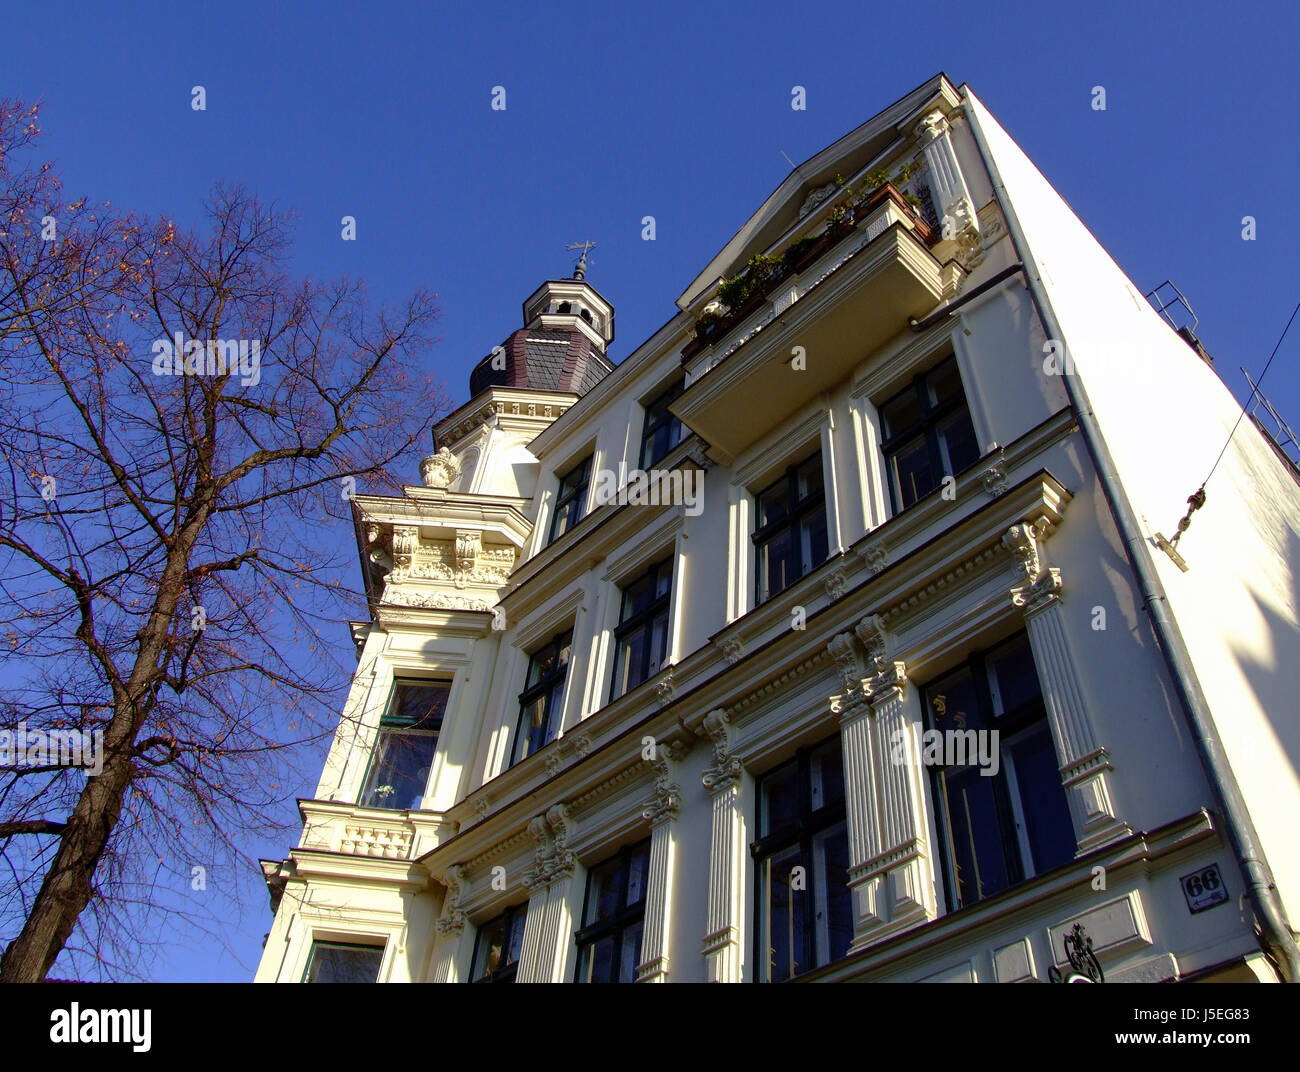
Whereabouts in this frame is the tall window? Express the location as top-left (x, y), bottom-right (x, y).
top-left (923, 633), bottom-right (1075, 911)
top-left (753, 452), bottom-right (828, 604)
top-left (548, 455), bottom-right (592, 544)
top-left (470, 905), bottom-right (528, 983)
top-left (303, 940), bottom-right (384, 983)
top-left (609, 558), bottom-right (673, 701)
top-left (359, 681), bottom-right (448, 810)
top-left (753, 737), bottom-right (852, 982)
top-left (513, 631), bottom-right (572, 765)
top-left (574, 840), bottom-right (651, 983)
top-left (639, 380), bottom-right (685, 467)
top-left (879, 355), bottom-right (980, 513)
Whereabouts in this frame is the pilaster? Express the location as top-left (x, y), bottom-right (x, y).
top-left (1003, 521), bottom-right (1131, 852)
top-left (700, 709), bottom-right (746, 982)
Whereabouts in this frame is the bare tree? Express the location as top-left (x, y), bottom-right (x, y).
top-left (0, 100), bottom-right (448, 981)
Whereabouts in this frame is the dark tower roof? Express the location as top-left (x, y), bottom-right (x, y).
top-left (469, 326), bottom-right (614, 396)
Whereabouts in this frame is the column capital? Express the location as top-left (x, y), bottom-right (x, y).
top-left (524, 804), bottom-right (577, 888)
top-left (643, 743), bottom-right (685, 825)
top-left (914, 108), bottom-right (951, 143)
top-left (701, 709), bottom-right (744, 794)
top-left (434, 864), bottom-right (467, 936)
top-left (1003, 517), bottom-right (1063, 615)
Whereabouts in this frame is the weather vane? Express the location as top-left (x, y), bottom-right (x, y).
top-left (567, 240), bottom-right (597, 279)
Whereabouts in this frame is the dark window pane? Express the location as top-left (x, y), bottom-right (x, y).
top-left (812, 822), bottom-right (853, 966)
top-left (626, 844), bottom-right (651, 907)
top-left (809, 739), bottom-right (845, 811)
top-left (387, 683), bottom-right (448, 730)
top-left (937, 765), bottom-right (1016, 907)
top-left (757, 527), bottom-right (795, 602)
top-left (937, 409), bottom-right (979, 475)
top-left (619, 921), bottom-right (644, 982)
top-left (304, 942), bottom-right (383, 983)
top-left (762, 845), bottom-right (805, 982)
top-left (585, 857), bottom-right (624, 926)
top-left (800, 511), bottom-right (828, 573)
top-left (584, 934), bottom-right (617, 983)
top-left (890, 435), bottom-right (935, 509)
top-left (760, 759), bottom-right (801, 835)
top-left (927, 356), bottom-right (965, 406)
top-left (927, 665), bottom-right (989, 736)
top-left (881, 388), bottom-right (922, 438)
top-left (987, 635), bottom-right (1042, 715)
top-left (757, 478), bottom-right (791, 527)
top-left (361, 729), bottom-right (437, 810)
top-left (1008, 724), bottom-right (1075, 875)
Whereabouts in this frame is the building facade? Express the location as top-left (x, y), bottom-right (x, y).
top-left (255, 74), bottom-right (1300, 984)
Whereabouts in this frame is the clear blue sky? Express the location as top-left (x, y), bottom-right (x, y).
top-left (6, 0), bottom-right (1297, 980)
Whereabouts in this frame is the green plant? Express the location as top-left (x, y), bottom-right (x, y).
top-left (782, 236), bottom-right (817, 269)
top-left (892, 162), bottom-right (918, 185)
top-left (865, 167), bottom-right (890, 189)
top-left (716, 274), bottom-right (749, 312)
top-left (695, 308), bottom-right (723, 335)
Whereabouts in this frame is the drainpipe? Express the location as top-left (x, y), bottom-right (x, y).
top-left (961, 92), bottom-right (1300, 983)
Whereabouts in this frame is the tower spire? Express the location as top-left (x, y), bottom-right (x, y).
top-left (567, 240), bottom-right (597, 280)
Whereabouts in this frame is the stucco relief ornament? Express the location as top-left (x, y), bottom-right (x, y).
top-left (799, 181), bottom-right (839, 218)
top-left (861, 543), bottom-right (889, 575)
top-left (982, 446), bottom-right (1008, 498)
top-left (701, 709), bottom-right (743, 793)
top-left (1003, 519), bottom-right (1062, 614)
top-left (435, 865), bottom-right (467, 936)
top-left (717, 636), bottom-right (744, 665)
top-left (420, 447), bottom-right (461, 489)
top-left (854, 614), bottom-right (889, 678)
top-left (824, 568), bottom-right (847, 601)
top-left (654, 668), bottom-right (675, 706)
top-left (828, 633), bottom-right (861, 693)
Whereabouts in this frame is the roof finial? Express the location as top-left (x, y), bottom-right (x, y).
top-left (567, 240), bottom-right (597, 279)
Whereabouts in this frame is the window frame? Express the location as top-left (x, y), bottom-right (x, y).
top-left (750, 737), bottom-right (850, 983)
top-left (357, 678), bottom-right (449, 811)
top-left (639, 379), bottom-right (685, 468)
top-left (922, 634), bottom-right (1075, 913)
top-left (573, 839), bottom-right (652, 983)
top-left (548, 454), bottom-right (593, 545)
top-left (878, 354), bottom-right (979, 515)
top-left (301, 939), bottom-right (386, 983)
top-left (608, 557), bottom-right (674, 703)
top-left (469, 903), bottom-right (528, 983)
top-left (751, 451), bottom-right (828, 605)
top-left (512, 630), bottom-right (573, 766)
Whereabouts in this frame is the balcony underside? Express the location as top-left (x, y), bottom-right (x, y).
top-left (671, 223), bottom-right (944, 463)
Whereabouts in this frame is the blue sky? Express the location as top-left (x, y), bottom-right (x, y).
top-left (5, 0), bottom-right (1297, 980)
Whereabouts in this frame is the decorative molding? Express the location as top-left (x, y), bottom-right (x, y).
top-left (420, 446), bottom-right (462, 490)
top-left (434, 864), bottom-right (467, 936)
top-left (523, 804), bottom-right (576, 889)
top-left (654, 667), bottom-right (676, 707)
top-left (799, 180), bottom-right (838, 217)
top-left (860, 542), bottom-right (889, 575)
top-left (701, 708), bottom-right (743, 793)
top-left (828, 633), bottom-right (860, 693)
top-left (982, 446), bottom-right (1008, 498)
top-left (642, 744), bottom-right (685, 826)
top-left (716, 636), bottom-right (744, 665)
top-left (825, 567), bottom-right (848, 601)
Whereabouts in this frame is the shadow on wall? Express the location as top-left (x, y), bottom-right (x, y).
top-left (1230, 506), bottom-right (1300, 786)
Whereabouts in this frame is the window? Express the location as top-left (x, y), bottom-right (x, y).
top-left (548, 455), bottom-right (592, 544)
top-left (753, 737), bottom-right (852, 982)
top-left (358, 681), bottom-right (448, 810)
top-left (879, 355), bottom-right (980, 513)
top-left (609, 558), bottom-right (673, 701)
top-left (923, 633), bottom-right (1075, 912)
top-left (303, 940), bottom-right (384, 983)
top-left (470, 905), bottom-right (528, 983)
top-left (639, 380), bottom-right (685, 467)
top-left (513, 631), bottom-right (572, 765)
top-left (574, 840), bottom-right (651, 983)
top-left (753, 452), bottom-right (828, 604)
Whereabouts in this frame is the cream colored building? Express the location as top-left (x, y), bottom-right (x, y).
top-left (255, 73), bottom-right (1300, 984)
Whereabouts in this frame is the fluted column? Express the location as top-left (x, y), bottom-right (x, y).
top-left (834, 618), bottom-right (937, 953)
top-left (428, 865), bottom-right (475, 982)
top-left (700, 709), bottom-right (746, 982)
top-left (637, 747), bottom-right (682, 982)
top-left (914, 108), bottom-right (980, 263)
top-left (1004, 522), bottom-right (1131, 852)
top-left (516, 805), bottom-right (580, 982)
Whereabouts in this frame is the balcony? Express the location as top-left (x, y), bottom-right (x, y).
top-left (672, 188), bottom-right (948, 463)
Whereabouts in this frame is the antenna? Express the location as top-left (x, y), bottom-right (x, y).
top-left (566, 240), bottom-right (597, 279)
